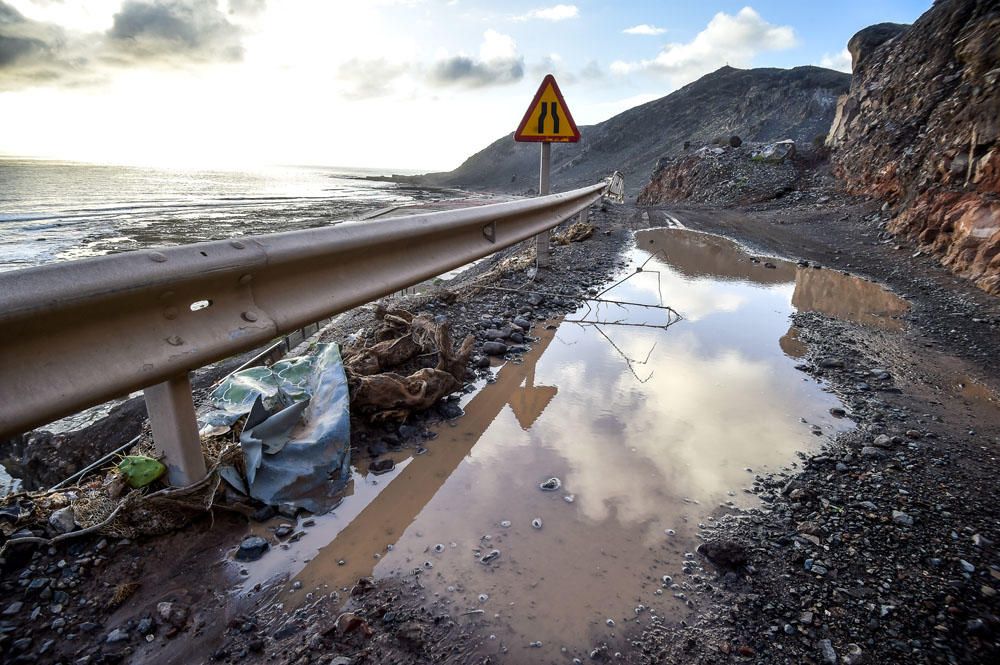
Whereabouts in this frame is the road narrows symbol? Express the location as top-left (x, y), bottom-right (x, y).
top-left (514, 74), bottom-right (580, 143)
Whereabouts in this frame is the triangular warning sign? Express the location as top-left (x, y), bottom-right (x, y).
top-left (514, 74), bottom-right (581, 143)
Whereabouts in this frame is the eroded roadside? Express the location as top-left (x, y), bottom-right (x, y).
top-left (2, 201), bottom-right (999, 665)
top-left (632, 205), bottom-right (1000, 665)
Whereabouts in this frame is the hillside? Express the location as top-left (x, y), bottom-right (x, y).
top-left (828, 0), bottom-right (1000, 294)
top-left (417, 65), bottom-right (850, 196)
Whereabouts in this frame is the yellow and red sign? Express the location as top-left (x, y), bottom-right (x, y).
top-left (514, 74), bottom-right (581, 143)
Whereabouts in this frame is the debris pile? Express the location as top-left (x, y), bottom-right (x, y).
top-left (343, 306), bottom-right (474, 425)
top-left (553, 221), bottom-right (595, 244)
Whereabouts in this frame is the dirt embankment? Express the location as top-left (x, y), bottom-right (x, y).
top-left (828, 0), bottom-right (1000, 295)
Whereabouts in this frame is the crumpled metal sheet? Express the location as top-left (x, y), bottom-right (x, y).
top-left (207, 343), bottom-right (351, 514)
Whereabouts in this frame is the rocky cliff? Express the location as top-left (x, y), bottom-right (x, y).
top-left (419, 66), bottom-right (849, 197)
top-left (828, 0), bottom-right (1000, 294)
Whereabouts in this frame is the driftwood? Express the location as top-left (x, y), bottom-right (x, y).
top-left (344, 307), bottom-right (474, 423)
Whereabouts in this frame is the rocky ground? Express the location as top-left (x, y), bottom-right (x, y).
top-left (2, 186), bottom-right (1000, 664)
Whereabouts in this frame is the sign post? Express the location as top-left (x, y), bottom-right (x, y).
top-left (514, 74), bottom-right (581, 268)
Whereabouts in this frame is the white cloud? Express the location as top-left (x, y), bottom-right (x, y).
top-left (516, 4), bottom-right (578, 22)
top-left (478, 27), bottom-right (517, 60)
top-left (623, 24), bottom-right (666, 36)
top-left (819, 48), bottom-right (852, 73)
top-left (611, 6), bottom-right (796, 86)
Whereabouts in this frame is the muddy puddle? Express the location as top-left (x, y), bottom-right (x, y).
top-left (237, 228), bottom-right (909, 661)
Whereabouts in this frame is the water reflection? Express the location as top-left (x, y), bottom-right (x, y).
top-left (249, 228), bottom-right (909, 661)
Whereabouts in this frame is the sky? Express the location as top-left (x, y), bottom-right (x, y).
top-left (0, 0), bottom-right (930, 172)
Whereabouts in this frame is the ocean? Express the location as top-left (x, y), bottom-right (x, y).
top-left (0, 158), bottom-right (439, 273)
top-left (0, 158), bottom-right (448, 494)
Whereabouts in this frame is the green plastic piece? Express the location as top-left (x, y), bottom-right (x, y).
top-left (117, 455), bottom-right (167, 488)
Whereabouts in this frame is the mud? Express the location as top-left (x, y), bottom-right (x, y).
top-left (2, 198), bottom-right (999, 664)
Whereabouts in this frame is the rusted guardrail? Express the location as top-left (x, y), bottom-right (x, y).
top-left (0, 178), bottom-right (616, 485)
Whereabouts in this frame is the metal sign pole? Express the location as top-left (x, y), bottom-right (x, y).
top-left (536, 141), bottom-right (551, 268)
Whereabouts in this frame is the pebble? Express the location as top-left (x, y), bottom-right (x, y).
top-left (235, 536), bottom-right (270, 562)
top-left (531, 518), bottom-right (543, 529)
top-left (891, 510), bottom-right (914, 527)
top-left (818, 638), bottom-right (837, 664)
top-left (106, 628), bottom-right (129, 644)
top-left (482, 341), bottom-right (508, 356)
top-left (843, 643), bottom-right (864, 664)
top-left (539, 477), bottom-right (561, 491)
top-left (48, 507), bottom-right (77, 534)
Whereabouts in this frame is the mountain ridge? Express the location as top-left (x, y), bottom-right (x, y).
top-left (416, 65), bottom-right (851, 196)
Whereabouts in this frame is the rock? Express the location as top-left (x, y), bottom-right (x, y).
top-left (526, 293), bottom-right (544, 306)
top-left (26, 577), bottom-right (50, 595)
top-left (829, 407), bottom-right (847, 418)
top-left (513, 317), bottom-right (532, 330)
top-left (437, 401), bottom-right (463, 419)
top-left (847, 22), bottom-right (908, 71)
top-left (157, 601), bottom-right (189, 628)
top-left (48, 507), bottom-right (76, 534)
top-left (843, 643), bottom-right (863, 664)
top-left (275, 524), bottom-right (294, 538)
top-left (860, 446), bottom-right (885, 459)
top-left (752, 139), bottom-right (796, 164)
top-left (892, 510), bottom-right (914, 527)
top-left (872, 434), bottom-right (893, 448)
top-left (818, 357), bottom-right (844, 369)
top-left (484, 328), bottom-right (506, 340)
top-left (3, 601), bottom-right (23, 615)
top-left (539, 477), bottom-right (561, 491)
top-left (330, 658), bottom-right (355, 665)
top-left (137, 617), bottom-right (155, 635)
top-left (334, 612), bottom-right (373, 637)
top-left (106, 628), bottom-right (129, 644)
top-left (482, 341), bottom-right (508, 356)
top-left (370, 459), bottom-right (395, 475)
top-left (277, 503), bottom-right (299, 518)
top-left (235, 536), bottom-right (270, 562)
top-left (818, 638), bottom-right (837, 664)
top-left (696, 540), bottom-right (748, 569)
top-left (251, 505), bottom-right (277, 522)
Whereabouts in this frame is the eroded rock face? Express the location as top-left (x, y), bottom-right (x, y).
top-left (829, 0), bottom-right (1000, 294)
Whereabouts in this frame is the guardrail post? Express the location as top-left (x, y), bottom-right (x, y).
top-left (143, 374), bottom-right (207, 486)
top-left (536, 142), bottom-right (552, 268)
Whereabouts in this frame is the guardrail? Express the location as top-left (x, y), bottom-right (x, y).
top-left (0, 178), bottom-right (616, 485)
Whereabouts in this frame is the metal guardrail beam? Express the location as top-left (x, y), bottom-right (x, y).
top-left (0, 181), bottom-right (608, 452)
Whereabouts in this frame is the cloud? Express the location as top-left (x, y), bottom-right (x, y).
top-left (107, 0), bottom-right (244, 62)
top-left (819, 47), bottom-right (851, 73)
top-left (0, 0), bottom-right (252, 91)
top-left (0, 1), bottom-right (77, 87)
top-left (227, 0), bottom-right (267, 16)
top-left (623, 24), bottom-right (665, 36)
top-left (336, 57), bottom-right (409, 99)
top-left (611, 6), bottom-right (796, 86)
top-left (516, 4), bottom-right (578, 21)
top-left (427, 29), bottom-right (523, 88)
